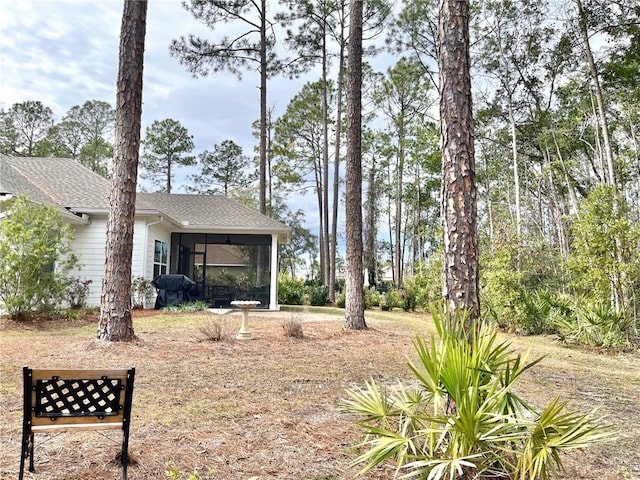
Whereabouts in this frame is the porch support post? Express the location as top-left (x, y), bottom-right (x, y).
top-left (269, 234), bottom-right (279, 310)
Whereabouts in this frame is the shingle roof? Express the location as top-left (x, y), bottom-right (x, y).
top-left (138, 192), bottom-right (290, 233)
top-left (0, 155), bottom-right (290, 240)
top-left (1, 155), bottom-right (111, 209)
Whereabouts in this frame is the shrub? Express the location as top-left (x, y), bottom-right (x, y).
top-left (515, 289), bottom-right (553, 335)
top-left (480, 241), bottom-right (523, 331)
top-left (282, 315), bottom-right (304, 338)
top-left (402, 285), bottom-right (417, 311)
top-left (552, 298), bottom-right (633, 350)
top-left (364, 287), bottom-right (381, 308)
top-left (199, 316), bottom-right (228, 342)
top-left (336, 291), bottom-right (346, 308)
top-left (0, 195), bottom-right (78, 320)
top-left (278, 276), bottom-right (305, 305)
top-left (568, 185), bottom-right (640, 312)
top-left (162, 301), bottom-right (208, 313)
top-left (335, 289), bottom-right (381, 310)
top-left (66, 277), bottom-right (92, 309)
top-left (179, 301), bottom-right (208, 313)
top-left (402, 257), bottom-right (443, 311)
top-left (45, 307), bottom-right (84, 321)
top-left (377, 281), bottom-right (392, 293)
top-left (131, 276), bottom-right (155, 309)
top-left (344, 307), bottom-right (615, 479)
top-left (307, 284), bottom-right (328, 306)
top-left (380, 288), bottom-right (402, 311)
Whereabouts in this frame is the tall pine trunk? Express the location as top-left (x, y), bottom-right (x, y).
top-left (394, 120), bottom-right (405, 287)
top-left (329, 32), bottom-right (345, 304)
top-left (575, 0), bottom-right (616, 190)
top-left (256, 0), bottom-right (269, 286)
top-left (344, 0), bottom-right (366, 330)
top-left (98, 0), bottom-right (147, 342)
top-left (321, 28), bottom-right (331, 289)
top-left (438, 0), bottom-right (479, 323)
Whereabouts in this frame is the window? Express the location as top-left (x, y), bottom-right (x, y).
top-left (153, 240), bottom-right (168, 278)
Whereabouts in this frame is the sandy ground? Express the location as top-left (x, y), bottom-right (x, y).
top-left (0, 308), bottom-right (638, 480)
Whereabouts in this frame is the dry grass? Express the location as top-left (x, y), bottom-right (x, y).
top-left (0, 308), bottom-right (638, 480)
top-left (281, 315), bottom-right (305, 339)
top-left (198, 315), bottom-right (231, 342)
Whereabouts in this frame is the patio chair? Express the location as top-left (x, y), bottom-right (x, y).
top-left (19, 367), bottom-right (135, 480)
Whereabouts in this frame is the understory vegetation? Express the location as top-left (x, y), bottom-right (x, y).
top-left (0, 195), bottom-right (78, 320)
top-left (280, 188), bottom-right (640, 352)
top-left (480, 186), bottom-right (639, 350)
top-left (344, 309), bottom-right (615, 480)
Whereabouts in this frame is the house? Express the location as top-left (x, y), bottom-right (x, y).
top-left (0, 155), bottom-right (290, 310)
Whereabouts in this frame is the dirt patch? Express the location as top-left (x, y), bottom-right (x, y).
top-left (0, 309), bottom-right (638, 479)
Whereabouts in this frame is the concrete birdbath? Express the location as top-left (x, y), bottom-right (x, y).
top-left (231, 300), bottom-right (261, 340)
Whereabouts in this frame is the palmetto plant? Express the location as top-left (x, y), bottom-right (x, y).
top-left (343, 309), bottom-right (614, 479)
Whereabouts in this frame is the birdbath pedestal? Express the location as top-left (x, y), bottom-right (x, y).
top-left (231, 300), bottom-right (261, 340)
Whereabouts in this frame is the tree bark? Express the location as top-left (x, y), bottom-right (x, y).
top-left (575, 0), bottom-right (617, 190)
top-left (438, 0), bottom-right (479, 322)
top-left (321, 26), bottom-right (331, 289)
top-left (364, 159), bottom-right (379, 288)
top-left (259, 0), bottom-right (268, 214)
top-left (98, 0), bottom-right (147, 342)
top-left (256, 0), bottom-right (269, 287)
top-left (344, 0), bottom-right (366, 330)
top-left (329, 30), bottom-right (345, 304)
top-left (394, 119), bottom-right (405, 288)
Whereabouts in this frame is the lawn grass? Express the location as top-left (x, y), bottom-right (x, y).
top-left (0, 308), bottom-right (638, 479)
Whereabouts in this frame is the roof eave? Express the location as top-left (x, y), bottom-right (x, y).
top-left (68, 207), bottom-right (183, 227)
top-left (177, 224), bottom-right (291, 244)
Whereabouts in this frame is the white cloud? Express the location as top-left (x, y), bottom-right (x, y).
top-left (0, 0), bottom-right (344, 238)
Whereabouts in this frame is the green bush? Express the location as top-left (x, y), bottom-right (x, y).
top-left (480, 238), bottom-right (523, 331)
top-left (552, 298), bottom-right (633, 350)
top-left (364, 287), bottom-right (381, 308)
top-left (380, 288), bottom-right (402, 311)
top-left (307, 284), bottom-right (328, 306)
top-left (0, 195), bottom-right (78, 320)
top-left (402, 285), bottom-right (417, 311)
top-left (402, 256), bottom-right (443, 311)
top-left (162, 301), bottom-right (208, 313)
top-left (515, 290), bottom-right (553, 335)
top-left (344, 307), bottom-right (615, 479)
top-left (336, 291), bottom-right (346, 308)
top-left (278, 276), bottom-right (305, 305)
top-left (45, 307), bottom-right (85, 321)
top-left (568, 185), bottom-right (640, 308)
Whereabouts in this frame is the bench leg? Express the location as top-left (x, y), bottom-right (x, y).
top-left (19, 432), bottom-right (34, 479)
top-left (121, 434), bottom-right (129, 480)
top-left (29, 433), bottom-right (35, 472)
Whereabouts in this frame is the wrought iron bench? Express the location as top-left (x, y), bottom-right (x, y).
top-left (19, 366), bottom-right (135, 480)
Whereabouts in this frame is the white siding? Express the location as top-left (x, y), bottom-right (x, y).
top-left (70, 216), bottom-right (168, 307)
top-left (69, 217), bottom-right (108, 307)
top-left (143, 222), bottom-right (172, 280)
top-left (131, 218), bottom-right (147, 279)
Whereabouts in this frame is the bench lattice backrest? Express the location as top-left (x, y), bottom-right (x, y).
top-left (20, 367), bottom-right (135, 480)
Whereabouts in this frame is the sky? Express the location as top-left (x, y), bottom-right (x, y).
top-left (0, 0), bottom-right (314, 186)
top-left (0, 0), bottom-right (402, 248)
